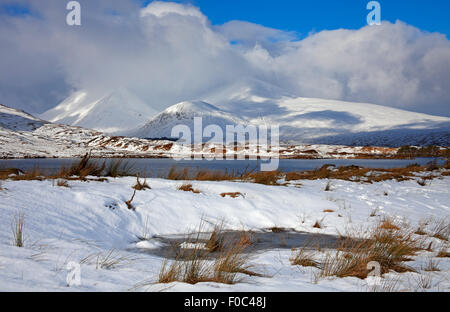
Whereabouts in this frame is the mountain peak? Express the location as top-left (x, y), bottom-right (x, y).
top-left (40, 89), bottom-right (158, 134)
top-left (165, 101), bottom-right (221, 115)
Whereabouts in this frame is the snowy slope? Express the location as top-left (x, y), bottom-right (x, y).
top-left (40, 89), bottom-right (158, 134)
top-left (131, 95), bottom-right (450, 146)
top-left (126, 101), bottom-right (249, 140)
top-left (0, 176), bottom-right (449, 291)
top-left (0, 104), bottom-right (46, 131)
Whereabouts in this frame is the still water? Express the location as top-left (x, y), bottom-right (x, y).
top-left (0, 158), bottom-right (441, 178)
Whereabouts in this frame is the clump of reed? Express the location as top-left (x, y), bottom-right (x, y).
top-left (291, 221), bottom-right (424, 280)
top-left (157, 222), bottom-right (260, 285)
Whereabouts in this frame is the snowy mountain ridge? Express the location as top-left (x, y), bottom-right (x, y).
top-left (40, 89), bottom-right (158, 134)
top-left (39, 78), bottom-right (450, 147)
top-left (129, 97), bottom-right (450, 147)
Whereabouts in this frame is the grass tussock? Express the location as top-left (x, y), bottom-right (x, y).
top-left (417, 179), bottom-right (427, 186)
top-left (250, 171), bottom-right (283, 185)
top-left (379, 218), bottom-right (401, 231)
top-left (125, 189), bottom-right (136, 210)
top-left (158, 225), bottom-right (259, 285)
top-left (81, 249), bottom-right (138, 270)
top-left (290, 247), bottom-right (320, 268)
top-left (444, 159), bottom-right (450, 170)
top-left (178, 183), bottom-right (201, 194)
top-left (56, 179), bottom-right (69, 188)
top-left (269, 227), bottom-right (287, 233)
top-left (436, 249), bottom-right (450, 258)
top-left (133, 175), bottom-right (151, 191)
top-left (103, 159), bottom-right (135, 178)
top-left (422, 258), bottom-right (440, 272)
top-left (205, 223), bottom-right (225, 252)
top-left (220, 192), bottom-right (244, 198)
top-left (12, 213), bottom-right (25, 247)
top-left (291, 224), bottom-right (423, 280)
top-left (320, 229), bottom-right (420, 279)
top-left (429, 218), bottom-right (449, 241)
top-left (313, 220), bottom-right (323, 229)
top-left (125, 176), bottom-right (151, 210)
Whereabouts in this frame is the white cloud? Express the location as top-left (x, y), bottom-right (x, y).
top-left (0, 1), bottom-right (449, 117)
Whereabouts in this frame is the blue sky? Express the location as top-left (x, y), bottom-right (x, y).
top-left (140, 0), bottom-right (450, 38)
top-left (3, 1), bottom-right (449, 37)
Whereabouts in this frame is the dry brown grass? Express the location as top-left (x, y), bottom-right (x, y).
top-left (220, 192), bottom-right (244, 198)
top-left (0, 154), bottom-right (137, 183)
top-left (166, 165), bottom-right (249, 181)
top-left (429, 218), bottom-right (449, 241)
top-left (165, 165), bottom-right (284, 185)
top-left (56, 179), bottom-right (69, 188)
top-left (205, 223), bottom-right (225, 252)
top-left (102, 159), bottom-right (135, 178)
top-left (444, 159), bottom-right (450, 170)
top-left (290, 247), bottom-right (320, 268)
top-left (58, 153), bottom-right (106, 180)
top-left (3, 167), bottom-right (45, 181)
top-left (0, 168), bottom-right (24, 179)
top-left (178, 183), bottom-right (201, 194)
top-left (313, 220), bottom-right (323, 229)
top-left (319, 228), bottom-right (420, 279)
top-left (436, 249), bottom-right (450, 258)
top-left (379, 218), bottom-right (401, 231)
top-left (157, 230), bottom-right (259, 285)
top-left (2, 159), bottom-right (446, 187)
top-left (250, 171), bottom-right (283, 185)
top-left (269, 227), bottom-right (287, 233)
top-left (291, 225), bottom-right (423, 280)
top-left (417, 179), bottom-right (427, 186)
top-left (133, 176), bottom-right (151, 191)
top-left (415, 229), bottom-right (427, 236)
top-left (125, 189), bottom-right (136, 210)
top-left (422, 258), bottom-right (440, 272)
top-left (284, 163), bottom-right (444, 184)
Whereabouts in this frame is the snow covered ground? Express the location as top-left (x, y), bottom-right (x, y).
top-left (0, 175), bottom-right (448, 292)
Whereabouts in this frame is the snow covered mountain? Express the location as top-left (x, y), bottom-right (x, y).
top-left (130, 96), bottom-right (450, 147)
top-left (0, 104), bottom-right (46, 131)
top-left (126, 101), bottom-right (249, 140)
top-left (40, 89), bottom-right (158, 134)
top-left (39, 78), bottom-right (450, 147)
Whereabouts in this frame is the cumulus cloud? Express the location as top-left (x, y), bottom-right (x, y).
top-left (0, 0), bottom-right (449, 117)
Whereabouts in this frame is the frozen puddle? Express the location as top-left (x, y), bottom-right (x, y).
top-left (130, 229), bottom-right (347, 259)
